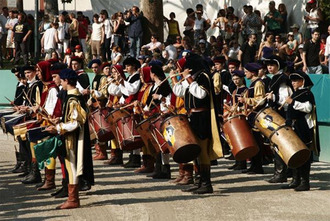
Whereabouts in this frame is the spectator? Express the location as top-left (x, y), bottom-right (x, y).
top-left (90, 14), bottom-right (104, 59)
top-left (77, 12), bottom-right (88, 57)
top-left (141, 34), bottom-right (163, 55)
top-left (279, 32), bottom-right (298, 60)
top-left (228, 40), bottom-right (240, 60)
top-left (112, 12), bottom-right (126, 54)
top-left (0, 7), bottom-right (9, 59)
top-left (100, 10), bottom-right (112, 62)
top-left (264, 1), bottom-right (283, 37)
top-left (302, 28), bottom-right (322, 74)
top-left (258, 32), bottom-right (275, 60)
top-left (238, 34), bottom-right (258, 69)
top-left (5, 10), bottom-right (17, 61)
top-left (164, 39), bottom-right (177, 60)
top-left (41, 22), bottom-right (59, 60)
top-left (68, 13), bottom-right (79, 50)
top-left (57, 14), bottom-right (70, 56)
top-left (74, 45), bottom-right (85, 60)
top-left (193, 11), bottom-right (206, 46)
top-left (12, 13), bottom-right (32, 65)
top-left (278, 3), bottom-right (288, 36)
top-left (241, 6), bottom-right (261, 41)
top-left (125, 6), bottom-right (143, 58)
top-left (111, 46), bottom-right (123, 65)
top-left (183, 8), bottom-right (195, 43)
top-left (323, 25), bottom-right (330, 72)
top-left (212, 9), bottom-right (227, 38)
top-left (164, 12), bottom-right (181, 43)
top-left (38, 14), bottom-right (51, 37)
top-left (305, 0), bottom-right (323, 39)
top-left (290, 24), bottom-right (303, 46)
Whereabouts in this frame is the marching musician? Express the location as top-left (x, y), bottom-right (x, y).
top-left (46, 68), bottom-right (93, 209)
top-left (265, 55), bottom-right (293, 183)
top-left (226, 70), bottom-right (248, 171)
top-left (170, 53), bottom-right (222, 194)
top-left (70, 56), bottom-right (90, 100)
top-left (282, 71), bottom-right (317, 191)
top-left (238, 62), bottom-right (266, 174)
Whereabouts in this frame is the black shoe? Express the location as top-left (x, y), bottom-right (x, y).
top-left (225, 153), bottom-right (235, 160)
top-left (267, 175), bottom-right (287, 183)
top-left (51, 186), bottom-right (64, 197)
top-left (242, 166), bottom-right (254, 174)
top-left (54, 185), bottom-right (68, 198)
top-left (152, 165), bottom-right (171, 179)
top-left (247, 167), bottom-right (264, 174)
top-left (192, 184), bottom-right (213, 194)
top-left (294, 181), bottom-right (310, 191)
top-left (35, 181), bottom-right (45, 188)
top-left (22, 163), bottom-right (41, 184)
top-left (79, 178), bottom-right (91, 191)
top-left (228, 163), bottom-right (238, 170)
top-left (8, 152), bottom-right (22, 173)
top-left (123, 155), bottom-right (141, 168)
top-left (210, 160), bottom-right (218, 166)
top-left (181, 185), bottom-right (200, 192)
top-left (281, 180), bottom-right (300, 189)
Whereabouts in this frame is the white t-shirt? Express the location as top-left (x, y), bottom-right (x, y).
top-left (165, 44), bottom-right (177, 60)
top-left (58, 22), bottom-right (69, 40)
top-left (91, 23), bottom-right (103, 41)
top-left (194, 18), bottom-right (205, 31)
top-left (44, 27), bottom-right (57, 50)
top-left (103, 19), bottom-right (112, 39)
top-left (6, 18), bottom-right (18, 40)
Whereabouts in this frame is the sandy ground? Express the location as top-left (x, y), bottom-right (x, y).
top-left (1, 131), bottom-right (330, 221)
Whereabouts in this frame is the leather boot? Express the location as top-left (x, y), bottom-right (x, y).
top-left (177, 164), bottom-right (194, 185)
top-left (234, 161), bottom-right (247, 170)
top-left (93, 143), bottom-right (101, 159)
top-left (93, 143), bottom-right (108, 160)
top-left (18, 161), bottom-right (30, 177)
top-left (123, 152), bottom-right (133, 167)
top-left (35, 169), bottom-right (46, 188)
top-left (192, 165), bottom-right (213, 194)
top-left (267, 153), bottom-right (287, 183)
top-left (182, 165), bottom-right (200, 192)
top-left (79, 177), bottom-right (91, 191)
top-left (37, 168), bottom-right (56, 191)
top-left (22, 162), bottom-right (42, 184)
top-left (281, 169), bottom-right (300, 189)
top-left (147, 153), bottom-right (161, 177)
top-left (54, 179), bottom-right (69, 198)
top-left (56, 184), bottom-right (80, 209)
top-left (124, 154), bottom-right (141, 168)
top-left (153, 164), bottom-right (171, 179)
top-left (134, 155), bottom-right (155, 173)
top-left (170, 164), bottom-right (184, 183)
top-left (8, 152), bottom-right (22, 173)
top-left (295, 161), bottom-right (310, 191)
top-left (51, 178), bottom-right (67, 197)
top-left (104, 149), bottom-right (123, 165)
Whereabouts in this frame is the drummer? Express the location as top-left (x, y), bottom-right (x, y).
top-left (87, 59), bottom-right (109, 161)
top-left (104, 65), bottom-right (126, 166)
top-left (170, 53), bottom-right (222, 194)
top-left (282, 71), bottom-right (317, 191)
top-left (226, 70), bottom-right (249, 171)
top-left (237, 62), bottom-right (266, 174)
top-left (265, 55), bottom-right (293, 183)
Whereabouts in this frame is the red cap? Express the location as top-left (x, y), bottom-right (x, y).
top-left (307, 0), bottom-right (316, 4)
top-left (65, 48), bottom-right (72, 55)
top-left (75, 45), bottom-right (81, 50)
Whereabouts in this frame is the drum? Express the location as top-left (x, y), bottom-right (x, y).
top-left (255, 107), bottom-right (310, 168)
top-left (1, 113), bottom-right (25, 135)
top-left (136, 114), bottom-right (170, 155)
top-left (27, 126), bottom-right (52, 143)
top-left (107, 108), bottom-right (144, 150)
top-left (161, 114), bottom-right (201, 163)
top-left (13, 120), bottom-right (38, 141)
top-left (0, 108), bottom-right (15, 118)
top-left (223, 115), bottom-right (259, 161)
top-left (89, 108), bottom-right (114, 142)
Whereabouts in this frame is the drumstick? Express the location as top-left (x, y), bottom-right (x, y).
top-left (4, 96), bottom-right (14, 105)
top-left (120, 102), bottom-right (135, 110)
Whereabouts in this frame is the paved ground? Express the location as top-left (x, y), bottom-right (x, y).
top-left (1, 131), bottom-right (330, 221)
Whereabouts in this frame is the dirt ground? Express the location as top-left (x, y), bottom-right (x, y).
top-left (1, 131), bottom-right (330, 221)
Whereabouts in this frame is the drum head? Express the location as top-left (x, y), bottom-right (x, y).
top-left (172, 144), bottom-right (201, 163)
top-left (287, 149), bottom-right (311, 169)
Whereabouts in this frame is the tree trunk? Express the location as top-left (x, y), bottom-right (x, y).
top-left (44, 0), bottom-right (59, 21)
top-left (140, 0), bottom-right (164, 45)
top-left (17, 0), bottom-right (23, 11)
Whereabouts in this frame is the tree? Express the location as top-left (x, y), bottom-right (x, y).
top-left (141, 0), bottom-right (164, 44)
top-left (44, 0), bottom-right (59, 20)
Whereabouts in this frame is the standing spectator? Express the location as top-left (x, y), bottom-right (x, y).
top-left (303, 28), bottom-right (322, 74)
top-left (164, 12), bottom-right (181, 43)
top-left (125, 6), bottom-right (143, 58)
top-left (38, 14), bottom-right (51, 38)
top-left (183, 8), bottom-right (195, 43)
top-left (100, 10), bottom-right (112, 62)
top-left (305, 0), bottom-right (323, 39)
top-left (113, 12), bottom-right (126, 53)
top-left (77, 12), bottom-right (88, 58)
top-left (193, 11), bottom-right (206, 46)
top-left (90, 14), bottom-right (104, 59)
top-left (212, 9), bottom-right (228, 38)
top-left (0, 7), bottom-right (9, 59)
top-left (323, 25), bottom-right (330, 72)
top-left (41, 22), bottom-right (59, 60)
top-left (5, 10), bottom-right (17, 61)
top-left (69, 13), bottom-right (79, 50)
top-left (238, 34), bottom-right (258, 69)
top-left (278, 3), bottom-right (288, 36)
top-left (241, 6), bottom-right (261, 41)
top-left (12, 13), bottom-right (32, 65)
top-left (264, 1), bottom-right (283, 37)
top-left (57, 14), bottom-right (70, 56)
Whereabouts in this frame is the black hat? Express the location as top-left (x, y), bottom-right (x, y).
top-left (50, 63), bottom-right (68, 75)
top-left (123, 57), bottom-right (141, 69)
top-left (244, 62), bottom-right (262, 73)
top-left (289, 71), bottom-right (314, 88)
top-left (228, 59), bottom-right (240, 67)
top-left (213, 56), bottom-right (226, 64)
top-left (264, 55), bottom-right (285, 70)
top-left (88, 59), bottom-right (102, 69)
top-left (59, 68), bottom-right (78, 80)
top-left (11, 66), bottom-right (21, 74)
top-left (232, 70), bottom-right (245, 78)
top-left (22, 64), bottom-right (35, 72)
top-left (71, 56), bottom-right (83, 63)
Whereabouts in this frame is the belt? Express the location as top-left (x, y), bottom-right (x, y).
top-left (188, 108), bottom-right (209, 115)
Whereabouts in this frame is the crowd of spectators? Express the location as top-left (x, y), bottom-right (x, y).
top-left (0, 0), bottom-right (329, 74)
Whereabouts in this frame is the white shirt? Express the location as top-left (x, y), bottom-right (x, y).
top-left (324, 36), bottom-right (330, 57)
top-left (194, 18), bottom-right (205, 31)
top-left (172, 76), bottom-right (207, 99)
top-left (43, 27), bottom-right (57, 50)
top-left (58, 22), bottom-right (69, 40)
top-left (143, 41), bottom-right (162, 52)
top-left (91, 23), bottom-right (103, 41)
top-left (165, 44), bottom-right (177, 60)
top-left (118, 72), bottom-right (141, 96)
top-left (44, 87), bottom-right (58, 116)
top-left (103, 19), bottom-right (112, 39)
top-left (5, 18), bottom-right (18, 40)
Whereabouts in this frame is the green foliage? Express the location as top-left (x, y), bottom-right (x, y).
top-left (319, 0), bottom-right (330, 23)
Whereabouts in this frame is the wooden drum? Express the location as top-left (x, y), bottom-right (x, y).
top-left (223, 114), bottom-right (259, 161)
top-left (255, 107), bottom-right (310, 168)
top-left (89, 108), bottom-right (114, 142)
top-left (161, 114), bottom-right (201, 163)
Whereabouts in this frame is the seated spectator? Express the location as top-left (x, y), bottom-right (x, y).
top-left (141, 34), bottom-right (163, 54)
top-left (111, 46), bottom-right (123, 65)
